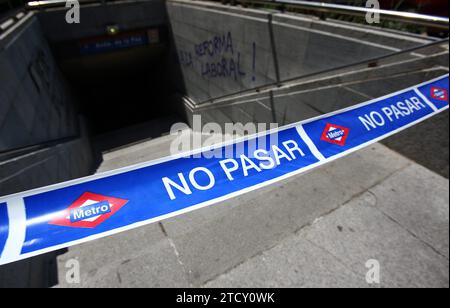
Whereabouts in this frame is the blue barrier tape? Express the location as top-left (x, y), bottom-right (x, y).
top-left (0, 203), bottom-right (8, 257)
top-left (0, 74), bottom-right (448, 265)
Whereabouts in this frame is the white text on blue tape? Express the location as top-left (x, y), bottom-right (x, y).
top-left (0, 75), bottom-right (448, 265)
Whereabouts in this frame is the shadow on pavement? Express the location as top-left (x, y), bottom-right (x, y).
top-left (0, 249), bottom-right (67, 288)
top-left (382, 110), bottom-right (449, 179)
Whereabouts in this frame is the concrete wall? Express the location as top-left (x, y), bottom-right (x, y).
top-left (167, 0), bottom-right (434, 103)
top-left (1, 1), bottom-right (170, 198)
top-left (167, 1), bottom-right (277, 103)
top-left (0, 15), bottom-right (96, 198)
top-left (0, 15), bottom-right (78, 152)
top-left (187, 46), bottom-right (448, 128)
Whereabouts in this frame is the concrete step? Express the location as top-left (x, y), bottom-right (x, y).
top-left (96, 132), bottom-right (179, 173)
top-left (96, 127), bottom-right (229, 173)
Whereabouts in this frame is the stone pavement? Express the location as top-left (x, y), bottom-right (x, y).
top-left (53, 132), bottom-right (449, 288)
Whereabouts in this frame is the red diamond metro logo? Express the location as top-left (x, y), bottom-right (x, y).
top-left (48, 192), bottom-right (129, 229)
top-left (321, 123), bottom-right (350, 146)
top-left (431, 87), bottom-right (448, 102)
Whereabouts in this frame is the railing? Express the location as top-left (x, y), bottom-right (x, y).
top-left (1, 0), bottom-right (447, 34)
top-left (2, 0), bottom-right (449, 102)
top-left (21, 0), bottom-right (450, 29)
top-left (0, 135), bottom-right (80, 162)
top-left (25, 0), bottom-right (140, 9)
top-left (214, 0), bottom-right (449, 29)
top-left (252, 0), bottom-right (448, 29)
top-left (26, 0), bottom-right (102, 8)
top-left (199, 37), bottom-right (450, 105)
top-left (0, 7), bottom-right (29, 36)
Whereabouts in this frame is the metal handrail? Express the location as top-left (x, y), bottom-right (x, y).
top-left (200, 37), bottom-right (450, 105)
top-left (26, 0), bottom-right (100, 8)
top-left (0, 135), bottom-right (80, 162)
top-left (25, 0), bottom-right (140, 9)
top-left (22, 0), bottom-right (450, 30)
top-left (16, 0), bottom-right (450, 32)
top-left (0, 8), bottom-right (28, 34)
top-left (213, 0), bottom-right (449, 29)
top-left (273, 0), bottom-right (449, 29)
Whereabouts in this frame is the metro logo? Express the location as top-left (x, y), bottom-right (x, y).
top-left (431, 87), bottom-right (448, 102)
top-left (321, 123), bottom-right (350, 146)
top-left (49, 192), bottom-right (128, 229)
top-left (70, 201), bottom-right (111, 223)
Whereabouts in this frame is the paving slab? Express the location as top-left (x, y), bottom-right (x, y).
top-left (160, 144), bottom-right (409, 286)
top-left (301, 191), bottom-right (449, 288)
top-left (55, 223), bottom-right (189, 288)
top-left (369, 164), bottom-right (449, 259)
top-left (381, 110), bottom-right (449, 179)
top-left (204, 236), bottom-right (366, 288)
top-left (206, 186), bottom-right (448, 288)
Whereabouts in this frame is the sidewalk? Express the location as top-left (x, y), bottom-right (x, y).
top-left (54, 136), bottom-right (449, 288)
